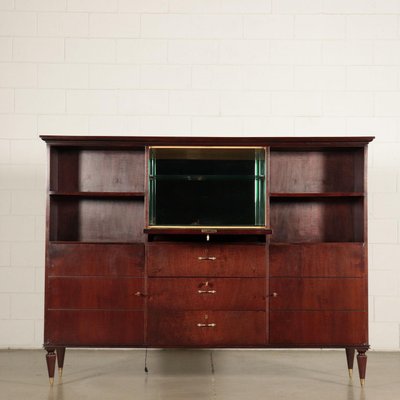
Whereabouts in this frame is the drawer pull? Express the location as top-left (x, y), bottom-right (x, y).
top-left (198, 289), bottom-right (216, 294)
top-left (271, 292), bottom-right (278, 297)
top-left (197, 323), bottom-right (216, 328)
top-left (198, 256), bottom-right (216, 261)
top-left (134, 291), bottom-right (147, 297)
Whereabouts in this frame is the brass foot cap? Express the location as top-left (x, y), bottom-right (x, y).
top-left (58, 368), bottom-right (63, 378)
top-left (348, 369), bottom-right (353, 378)
top-left (360, 378), bottom-right (365, 387)
top-left (49, 377), bottom-right (54, 385)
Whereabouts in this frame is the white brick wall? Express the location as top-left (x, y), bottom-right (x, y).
top-left (0, 0), bottom-right (399, 350)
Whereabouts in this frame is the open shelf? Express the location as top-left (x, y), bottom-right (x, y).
top-left (270, 197), bottom-right (364, 243)
top-left (50, 197), bottom-right (144, 243)
top-left (270, 148), bottom-right (365, 194)
top-left (270, 192), bottom-right (364, 198)
top-left (50, 148), bottom-right (144, 193)
top-left (50, 192), bottom-right (145, 198)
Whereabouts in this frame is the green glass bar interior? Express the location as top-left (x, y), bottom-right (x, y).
top-left (148, 147), bottom-right (266, 227)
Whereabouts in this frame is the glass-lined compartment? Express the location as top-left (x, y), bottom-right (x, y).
top-left (148, 147), bottom-right (266, 227)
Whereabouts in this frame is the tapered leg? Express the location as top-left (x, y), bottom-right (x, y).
top-left (345, 348), bottom-right (355, 378)
top-left (56, 347), bottom-right (66, 378)
top-left (45, 348), bottom-right (56, 385)
top-left (356, 349), bottom-right (367, 387)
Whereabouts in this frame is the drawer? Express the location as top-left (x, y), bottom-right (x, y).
top-left (148, 278), bottom-right (266, 311)
top-left (47, 277), bottom-right (145, 310)
top-left (48, 243), bottom-right (144, 277)
top-left (45, 310), bottom-right (144, 346)
top-left (148, 311), bottom-right (266, 347)
top-left (147, 243), bottom-right (266, 277)
top-left (270, 243), bottom-right (365, 277)
top-left (270, 278), bottom-right (367, 311)
top-left (270, 311), bottom-right (368, 345)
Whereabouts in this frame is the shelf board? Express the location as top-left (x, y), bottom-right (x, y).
top-left (48, 241), bottom-right (143, 245)
top-left (149, 174), bottom-right (265, 181)
top-left (50, 191), bottom-right (145, 198)
top-left (269, 241), bottom-right (365, 245)
top-left (270, 192), bottom-right (364, 198)
top-left (144, 227), bottom-right (272, 235)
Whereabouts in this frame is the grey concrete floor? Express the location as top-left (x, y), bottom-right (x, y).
top-left (0, 349), bottom-right (399, 400)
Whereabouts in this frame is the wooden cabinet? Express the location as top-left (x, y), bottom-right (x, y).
top-left (41, 135), bottom-right (373, 386)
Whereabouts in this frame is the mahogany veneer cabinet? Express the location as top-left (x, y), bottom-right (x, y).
top-left (41, 135), bottom-right (374, 386)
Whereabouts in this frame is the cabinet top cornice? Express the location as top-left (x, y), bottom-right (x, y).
top-left (40, 135), bottom-right (374, 148)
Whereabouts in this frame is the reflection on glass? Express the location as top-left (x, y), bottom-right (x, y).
top-left (148, 147), bottom-right (266, 227)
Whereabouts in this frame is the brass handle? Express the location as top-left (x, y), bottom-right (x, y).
top-left (134, 291), bottom-right (147, 297)
top-left (198, 256), bottom-right (216, 261)
top-left (197, 323), bottom-right (216, 328)
top-left (198, 290), bottom-right (216, 294)
top-left (271, 292), bottom-right (278, 297)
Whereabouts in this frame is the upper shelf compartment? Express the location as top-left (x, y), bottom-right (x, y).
top-left (270, 148), bottom-right (365, 195)
top-left (50, 147), bottom-right (145, 194)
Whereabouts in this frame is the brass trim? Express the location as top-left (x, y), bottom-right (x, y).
top-left (145, 225), bottom-right (268, 229)
top-left (148, 146), bottom-right (266, 150)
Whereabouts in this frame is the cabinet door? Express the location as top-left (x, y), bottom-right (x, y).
top-left (45, 244), bottom-right (145, 347)
top-left (269, 243), bottom-right (368, 346)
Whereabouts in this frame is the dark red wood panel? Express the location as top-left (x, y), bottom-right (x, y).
top-left (147, 243), bottom-right (266, 277)
top-left (270, 311), bottom-right (368, 345)
top-left (48, 243), bottom-right (144, 276)
top-left (148, 278), bottom-right (266, 311)
top-left (45, 310), bottom-right (144, 346)
top-left (269, 243), bottom-right (365, 277)
top-left (47, 277), bottom-right (144, 310)
top-left (270, 278), bottom-right (366, 311)
top-left (148, 311), bottom-right (266, 347)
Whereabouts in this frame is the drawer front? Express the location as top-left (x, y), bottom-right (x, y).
top-left (147, 244), bottom-right (266, 277)
top-left (270, 278), bottom-right (366, 311)
top-left (270, 243), bottom-right (365, 277)
top-left (47, 277), bottom-right (144, 310)
top-left (148, 278), bottom-right (266, 311)
top-left (270, 311), bottom-right (368, 346)
top-left (48, 243), bottom-right (144, 277)
top-left (45, 310), bottom-right (144, 346)
top-left (148, 311), bottom-right (266, 347)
